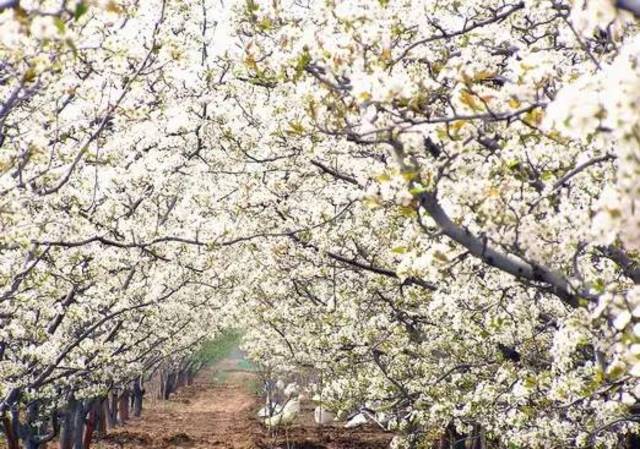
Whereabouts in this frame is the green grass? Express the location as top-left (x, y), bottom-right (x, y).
top-left (193, 329), bottom-right (242, 367)
top-left (189, 330), bottom-right (262, 391)
top-left (246, 377), bottom-right (262, 395)
top-left (237, 358), bottom-right (256, 371)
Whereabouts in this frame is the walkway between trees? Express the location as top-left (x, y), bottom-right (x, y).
top-left (102, 355), bottom-right (259, 449)
top-left (100, 353), bottom-right (389, 449)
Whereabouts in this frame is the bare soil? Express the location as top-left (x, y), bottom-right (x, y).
top-left (97, 357), bottom-right (391, 449)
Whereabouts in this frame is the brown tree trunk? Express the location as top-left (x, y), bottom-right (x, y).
top-left (117, 392), bottom-right (129, 423)
top-left (158, 371), bottom-right (166, 400)
top-left (107, 394), bottom-right (118, 428)
top-left (83, 403), bottom-right (98, 449)
top-left (71, 401), bottom-right (86, 449)
top-left (2, 414), bottom-right (21, 449)
top-left (469, 423), bottom-right (484, 449)
top-left (59, 399), bottom-right (77, 449)
top-left (163, 372), bottom-right (176, 400)
top-left (95, 400), bottom-right (107, 436)
top-left (132, 378), bottom-right (144, 417)
top-left (438, 423), bottom-right (464, 449)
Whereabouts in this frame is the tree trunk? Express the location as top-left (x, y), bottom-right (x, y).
top-left (132, 378), bottom-right (144, 417)
top-left (59, 398), bottom-right (77, 449)
top-left (158, 371), bottom-right (166, 400)
top-left (2, 413), bottom-right (21, 449)
top-left (72, 401), bottom-right (86, 449)
top-left (118, 391), bottom-right (129, 423)
top-left (438, 423), bottom-right (465, 449)
top-left (82, 402), bottom-right (98, 449)
top-left (95, 399), bottom-right (107, 436)
top-left (163, 372), bottom-right (176, 400)
top-left (107, 393), bottom-right (118, 428)
top-left (26, 436), bottom-right (41, 449)
top-left (470, 424), bottom-right (485, 449)
top-left (22, 402), bottom-right (39, 449)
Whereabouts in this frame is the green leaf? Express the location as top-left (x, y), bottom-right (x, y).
top-left (506, 159), bottom-right (520, 170)
top-left (74, 2), bottom-right (89, 20)
top-left (258, 16), bottom-right (272, 31)
top-left (578, 297), bottom-right (591, 307)
top-left (592, 278), bottom-right (605, 294)
top-left (398, 206), bottom-right (417, 217)
top-left (607, 363), bottom-right (625, 380)
top-left (54, 17), bottom-right (66, 33)
top-left (286, 120), bottom-right (305, 135)
top-left (409, 184), bottom-right (427, 195)
top-left (541, 170), bottom-right (554, 181)
top-left (22, 67), bottom-right (37, 83)
top-left (65, 38), bottom-right (79, 58)
top-left (294, 50), bottom-right (312, 80)
top-left (246, 0), bottom-right (259, 13)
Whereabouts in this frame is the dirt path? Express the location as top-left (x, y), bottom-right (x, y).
top-left (99, 354), bottom-right (391, 449)
top-left (100, 357), bottom-right (260, 449)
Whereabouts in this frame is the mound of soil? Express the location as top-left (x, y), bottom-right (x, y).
top-left (163, 432), bottom-right (193, 446)
top-left (101, 430), bottom-right (153, 445)
top-left (255, 442), bottom-right (327, 449)
top-left (252, 424), bottom-right (391, 449)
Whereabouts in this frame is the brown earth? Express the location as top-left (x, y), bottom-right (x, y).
top-left (96, 357), bottom-right (391, 449)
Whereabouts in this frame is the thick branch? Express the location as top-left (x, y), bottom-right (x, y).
top-left (418, 191), bottom-right (593, 308)
top-left (598, 245), bottom-right (640, 284)
top-left (616, 0), bottom-right (640, 16)
top-left (0, 0), bottom-right (17, 12)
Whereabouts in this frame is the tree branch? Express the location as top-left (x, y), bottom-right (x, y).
top-left (616, 0), bottom-right (640, 16)
top-left (418, 191), bottom-right (594, 308)
top-left (327, 250), bottom-right (437, 291)
top-left (310, 159), bottom-right (361, 186)
top-left (598, 245), bottom-right (640, 284)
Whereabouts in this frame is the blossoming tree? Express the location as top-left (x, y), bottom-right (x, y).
top-left (224, 0), bottom-right (640, 447)
top-left (2, 0), bottom-right (640, 449)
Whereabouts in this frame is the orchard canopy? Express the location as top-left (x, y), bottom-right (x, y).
top-left (2, 0), bottom-right (640, 448)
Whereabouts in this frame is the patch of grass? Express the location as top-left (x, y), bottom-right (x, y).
top-left (193, 329), bottom-right (242, 367)
top-left (245, 377), bottom-right (262, 396)
top-left (237, 358), bottom-right (256, 371)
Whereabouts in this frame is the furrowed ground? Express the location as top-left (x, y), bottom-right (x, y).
top-left (96, 354), bottom-right (391, 449)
